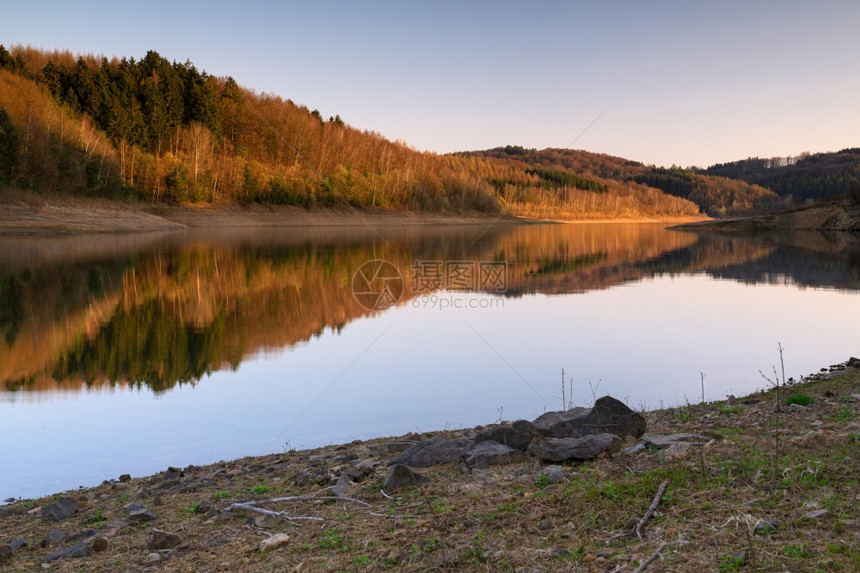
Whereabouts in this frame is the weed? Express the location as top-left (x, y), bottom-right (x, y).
top-left (86, 508), bottom-right (106, 525)
top-left (782, 542), bottom-right (815, 559)
top-left (719, 554), bottom-right (745, 571)
top-left (318, 528), bottom-right (351, 552)
top-left (720, 405), bottom-right (741, 415)
top-left (213, 490), bottom-right (231, 499)
top-left (535, 472), bottom-right (551, 489)
top-left (248, 484), bottom-right (270, 495)
top-left (786, 394), bottom-right (813, 406)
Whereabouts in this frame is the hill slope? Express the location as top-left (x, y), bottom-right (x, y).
top-left (0, 45), bottom-right (703, 220)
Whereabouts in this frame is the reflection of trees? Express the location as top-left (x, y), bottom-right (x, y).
top-left (2, 225), bottom-right (858, 395)
top-left (52, 302), bottom-right (228, 393)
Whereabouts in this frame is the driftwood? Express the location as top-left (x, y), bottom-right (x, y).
top-left (228, 493), bottom-right (373, 523)
top-left (634, 479), bottom-right (670, 538)
top-left (633, 540), bottom-right (690, 573)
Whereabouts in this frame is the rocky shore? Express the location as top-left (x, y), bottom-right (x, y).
top-left (1, 360), bottom-right (859, 572)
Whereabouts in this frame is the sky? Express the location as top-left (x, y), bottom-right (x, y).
top-left (2, 0), bottom-right (859, 167)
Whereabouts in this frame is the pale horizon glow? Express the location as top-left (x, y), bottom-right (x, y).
top-left (2, 0), bottom-right (858, 167)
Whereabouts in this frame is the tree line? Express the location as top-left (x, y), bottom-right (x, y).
top-left (0, 45), bottom-right (706, 218)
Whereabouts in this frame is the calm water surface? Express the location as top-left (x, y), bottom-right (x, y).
top-left (2, 223), bottom-right (859, 500)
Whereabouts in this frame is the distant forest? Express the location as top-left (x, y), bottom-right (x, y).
top-left (0, 45), bottom-right (855, 218)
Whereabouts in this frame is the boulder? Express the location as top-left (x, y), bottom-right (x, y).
top-left (390, 436), bottom-right (473, 467)
top-left (532, 397), bottom-right (646, 440)
top-left (527, 433), bottom-right (622, 462)
top-left (463, 441), bottom-right (528, 469)
top-left (474, 420), bottom-right (540, 452)
top-left (41, 543), bottom-right (93, 562)
top-left (42, 497), bottom-right (78, 522)
top-left (383, 465), bottom-right (429, 491)
top-left (146, 528), bottom-right (181, 551)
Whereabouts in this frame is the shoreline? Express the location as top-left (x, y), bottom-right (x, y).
top-left (1, 359), bottom-right (857, 571)
top-left (0, 194), bottom-right (709, 235)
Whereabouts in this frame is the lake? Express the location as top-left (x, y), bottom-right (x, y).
top-left (2, 222), bottom-right (859, 500)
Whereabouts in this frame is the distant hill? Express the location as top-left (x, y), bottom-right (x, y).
top-left (700, 149), bottom-right (860, 203)
top-left (0, 45), bottom-right (702, 220)
top-left (468, 147), bottom-right (781, 216)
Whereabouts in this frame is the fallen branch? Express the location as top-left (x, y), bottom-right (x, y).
top-left (227, 501), bottom-right (323, 522)
top-left (634, 480), bottom-right (670, 538)
top-left (633, 540), bottom-right (690, 573)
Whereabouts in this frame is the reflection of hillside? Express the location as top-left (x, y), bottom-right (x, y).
top-left (3, 224), bottom-right (853, 396)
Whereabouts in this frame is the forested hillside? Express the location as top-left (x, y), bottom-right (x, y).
top-left (701, 149), bottom-right (860, 203)
top-left (0, 45), bottom-right (708, 220)
top-left (471, 146), bottom-right (783, 216)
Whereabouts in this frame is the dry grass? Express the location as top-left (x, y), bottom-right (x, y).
top-left (1, 369), bottom-right (858, 572)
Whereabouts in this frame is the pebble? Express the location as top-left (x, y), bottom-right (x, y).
top-left (803, 509), bottom-right (832, 520)
top-left (259, 533), bottom-right (291, 553)
top-left (754, 519), bottom-right (778, 535)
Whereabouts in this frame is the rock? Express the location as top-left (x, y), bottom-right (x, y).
top-left (3, 497), bottom-right (15, 503)
top-left (347, 459), bottom-right (381, 480)
top-left (383, 464), bottom-right (429, 491)
top-left (381, 439), bottom-right (418, 454)
top-left (118, 474), bottom-right (131, 482)
top-left (42, 497), bottom-right (78, 522)
top-left (665, 442), bottom-right (692, 458)
top-left (754, 519), bottom-right (778, 535)
top-left (259, 533), bottom-right (291, 553)
top-left (463, 441), bottom-right (528, 469)
top-left (803, 509), bottom-right (832, 520)
top-left (527, 433), bottom-right (622, 462)
top-left (532, 396), bottom-right (646, 440)
top-left (474, 420), bottom-right (540, 452)
top-left (90, 537), bottom-right (109, 552)
top-left (540, 465), bottom-right (565, 484)
top-left (0, 504), bottom-right (26, 517)
top-left (128, 507), bottom-right (159, 522)
top-left (841, 422), bottom-right (860, 434)
top-left (0, 545), bottom-right (11, 565)
top-left (10, 538), bottom-right (27, 551)
top-left (641, 433), bottom-right (712, 449)
top-left (332, 473), bottom-right (353, 497)
top-left (41, 529), bottom-right (66, 546)
top-left (254, 514), bottom-right (280, 528)
top-left (621, 443), bottom-right (645, 456)
top-left (41, 543), bottom-right (93, 562)
top-left (727, 549), bottom-right (748, 565)
top-left (146, 528), bottom-right (181, 551)
top-left (390, 436), bottom-right (474, 467)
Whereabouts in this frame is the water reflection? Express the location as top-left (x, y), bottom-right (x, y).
top-left (1, 224), bottom-right (858, 396)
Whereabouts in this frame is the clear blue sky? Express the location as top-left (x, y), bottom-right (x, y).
top-left (3, 0), bottom-right (858, 167)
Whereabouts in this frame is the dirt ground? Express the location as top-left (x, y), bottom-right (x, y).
top-left (1, 363), bottom-right (858, 572)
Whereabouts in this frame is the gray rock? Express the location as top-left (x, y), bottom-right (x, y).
top-left (383, 464), bottom-right (429, 491)
top-left (331, 473), bottom-right (353, 497)
top-left (803, 509), bottom-right (832, 520)
top-left (664, 443), bottom-right (692, 458)
top-left (621, 443), bottom-right (645, 456)
top-left (474, 420), bottom-right (540, 452)
top-left (642, 433), bottom-right (711, 449)
top-left (464, 441), bottom-right (528, 469)
top-left (540, 465), bottom-right (565, 484)
top-left (41, 543), bottom-right (93, 562)
top-left (527, 433), bottom-right (622, 462)
top-left (381, 438), bottom-right (418, 454)
top-left (254, 514), bottom-right (280, 528)
top-left (146, 528), bottom-right (181, 551)
top-left (128, 507), bottom-right (159, 522)
top-left (10, 538), bottom-right (27, 551)
top-left (532, 396), bottom-right (646, 440)
top-left (3, 497), bottom-right (14, 503)
top-left (0, 504), bottom-right (26, 517)
top-left (41, 529), bottom-right (66, 546)
top-left (118, 474), bottom-right (131, 482)
top-left (390, 436), bottom-right (474, 467)
top-left (754, 519), bottom-right (778, 535)
top-left (42, 497), bottom-right (78, 522)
